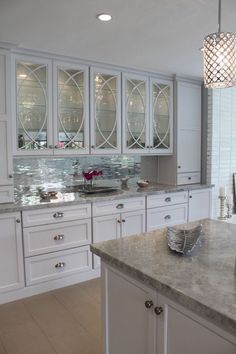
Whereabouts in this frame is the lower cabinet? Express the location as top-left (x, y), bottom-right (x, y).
top-left (188, 188), bottom-right (212, 222)
top-left (0, 212), bottom-right (24, 293)
top-left (22, 204), bottom-right (93, 286)
top-left (102, 264), bottom-right (236, 354)
top-left (147, 204), bottom-right (188, 231)
top-left (93, 208), bottom-right (146, 268)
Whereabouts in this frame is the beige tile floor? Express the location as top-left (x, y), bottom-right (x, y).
top-left (0, 278), bottom-right (102, 354)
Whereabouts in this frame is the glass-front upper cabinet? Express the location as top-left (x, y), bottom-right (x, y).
top-left (90, 67), bottom-right (121, 154)
top-left (150, 78), bottom-right (173, 154)
top-left (13, 55), bottom-right (52, 155)
top-left (53, 62), bottom-right (89, 154)
top-left (122, 73), bottom-right (149, 153)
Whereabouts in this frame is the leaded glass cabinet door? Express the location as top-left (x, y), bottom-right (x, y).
top-left (122, 73), bottom-right (149, 153)
top-left (53, 62), bottom-right (89, 154)
top-left (90, 68), bottom-right (121, 154)
top-left (150, 78), bottom-right (173, 154)
top-left (13, 55), bottom-right (53, 155)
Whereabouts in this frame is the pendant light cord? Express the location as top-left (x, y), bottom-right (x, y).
top-left (218, 0), bottom-right (221, 33)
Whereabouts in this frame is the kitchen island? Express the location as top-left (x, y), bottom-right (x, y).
top-left (91, 219), bottom-right (236, 354)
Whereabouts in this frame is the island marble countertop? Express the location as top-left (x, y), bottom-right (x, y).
top-left (91, 219), bottom-right (236, 335)
top-left (0, 182), bottom-right (213, 214)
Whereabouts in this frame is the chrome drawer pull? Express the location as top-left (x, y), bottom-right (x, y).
top-left (53, 212), bottom-right (64, 218)
top-left (55, 262), bottom-right (66, 268)
top-left (145, 300), bottom-right (153, 309)
top-left (117, 219), bottom-right (122, 224)
top-left (165, 197), bottom-right (171, 202)
top-left (164, 215), bottom-right (171, 220)
top-left (54, 234), bottom-right (64, 241)
top-left (122, 219), bottom-right (126, 223)
top-left (116, 203), bottom-right (124, 209)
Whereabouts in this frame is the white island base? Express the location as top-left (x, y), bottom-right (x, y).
top-left (101, 262), bottom-right (236, 354)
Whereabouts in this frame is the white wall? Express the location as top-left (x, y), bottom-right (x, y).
top-left (207, 87), bottom-right (236, 218)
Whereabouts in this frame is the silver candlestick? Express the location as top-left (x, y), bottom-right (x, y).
top-left (218, 196), bottom-right (227, 220)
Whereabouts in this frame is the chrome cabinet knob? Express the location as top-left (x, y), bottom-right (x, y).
top-left (122, 219), bottom-right (126, 223)
top-left (178, 166), bottom-right (181, 169)
top-left (189, 195), bottom-right (192, 199)
top-left (165, 197), bottom-right (171, 202)
top-left (8, 174), bottom-right (13, 178)
top-left (117, 219), bottom-right (121, 224)
top-left (154, 306), bottom-right (163, 315)
top-left (164, 215), bottom-right (171, 220)
top-left (53, 212), bottom-right (64, 218)
top-left (54, 234), bottom-right (64, 241)
top-left (55, 262), bottom-right (66, 268)
top-left (16, 218), bottom-right (21, 223)
top-left (188, 177), bottom-right (192, 180)
top-left (116, 203), bottom-right (124, 209)
top-left (145, 300), bottom-right (154, 309)
top-left (91, 145), bottom-right (95, 149)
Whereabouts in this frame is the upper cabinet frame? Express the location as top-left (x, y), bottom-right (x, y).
top-left (11, 54), bottom-right (53, 156)
top-left (90, 67), bottom-right (121, 154)
top-left (53, 61), bottom-right (89, 155)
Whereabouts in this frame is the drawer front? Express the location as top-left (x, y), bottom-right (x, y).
top-left (22, 204), bottom-right (91, 227)
top-left (23, 219), bottom-right (91, 257)
top-left (177, 173), bottom-right (201, 185)
top-left (92, 197), bottom-right (145, 217)
top-left (25, 246), bottom-right (92, 286)
top-left (147, 191), bottom-right (188, 209)
top-left (147, 204), bottom-right (188, 231)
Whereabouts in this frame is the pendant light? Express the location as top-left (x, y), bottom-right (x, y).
top-left (203, 0), bottom-right (236, 88)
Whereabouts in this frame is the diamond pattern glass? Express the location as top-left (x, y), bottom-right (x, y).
top-left (203, 32), bottom-right (236, 88)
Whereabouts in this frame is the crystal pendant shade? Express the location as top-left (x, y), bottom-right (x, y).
top-left (203, 32), bottom-right (236, 88)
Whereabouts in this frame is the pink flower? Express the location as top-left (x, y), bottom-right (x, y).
top-left (82, 170), bottom-right (103, 181)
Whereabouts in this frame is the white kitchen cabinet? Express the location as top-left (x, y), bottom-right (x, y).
top-left (90, 67), bottom-right (121, 154)
top-left (0, 212), bottom-right (24, 293)
top-left (149, 77), bottom-right (173, 154)
top-left (188, 188), bottom-right (212, 222)
top-left (122, 72), bottom-right (149, 153)
top-left (146, 192), bottom-right (188, 231)
top-left (102, 263), bottom-right (236, 354)
top-left (102, 265), bottom-right (156, 354)
top-left (158, 79), bottom-right (202, 185)
top-left (0, 49), bottom-right (14, 202)
top-left (93, 198), bottom-right (146, 268)
top-left (12, 54), bottom-right (53, 155)
top-left (53, 61), bottom-right (89, 154)
top-left (156, 293), bottom-right (235, 354)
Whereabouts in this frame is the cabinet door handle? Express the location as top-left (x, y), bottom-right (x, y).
top-left (8, 174), bottom-right (13, 178)
top-left (54, 234), bottom-right (64, 241)
top-left (154, 306), bottom-right (163, 315)
top-left (16, 218), bottom-right (21, 224)
top-left (122, 219), bottom-right (126, 223)
top-left (165, 197), bottom-right (171, 202)
top-left (189, 195), bottom-right (192, 199)
top-left (91, 145), bottom-right (95, 149)
top-left (188, 177), bottom-right (192, 180)
top-left (53, 212), bottom-right (64, 218)
top-left (164, 215), bottom-right (171, 220)
top-left (145, 300), bottom-right (153, 309)
top-left (55, 262), bottom-right (66, 268)
top-left (117, 219), bottom-right (121, 224)
top-left (116, 203), bottom-right (124, 209)
top-left (178, 166), bottom-right (181, 169)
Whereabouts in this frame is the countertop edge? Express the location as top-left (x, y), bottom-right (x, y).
top-left (90, 244), bottom-right (236, 336)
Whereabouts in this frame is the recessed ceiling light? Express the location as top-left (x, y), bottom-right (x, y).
top-left (96, 13), bottom-right (112, 22)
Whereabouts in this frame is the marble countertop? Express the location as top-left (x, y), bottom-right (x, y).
top-left (91, 219), bottom-right (236, 335)
top-left (0, 183), bottom-right (213, 213)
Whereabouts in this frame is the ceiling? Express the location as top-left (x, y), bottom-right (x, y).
top-left (0, 0), bottom-right (236, 78)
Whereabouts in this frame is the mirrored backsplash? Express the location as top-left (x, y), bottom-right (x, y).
top-left (13, 156), bottom-right (141, 189)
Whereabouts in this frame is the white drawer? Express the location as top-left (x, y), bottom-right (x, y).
top-left (25, 246), bottom-right (92, 286)
top-left (22, 203), bottom-right (91, 227)
top-left (147, 204), bottom-right (188, 231)
top-left (92, 197), bottom-right (145, 217)
top-left (23, 219), bottom-right (91, 257)
top-left (147, 191), bottom-right (188, 209)
top-left (177, 172), bottom-right (201, 185)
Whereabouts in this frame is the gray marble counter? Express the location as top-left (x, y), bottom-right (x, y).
top-left (91, 219), bottom-right (236, 335)
top-left (0, 183), bottom-right (213, 214)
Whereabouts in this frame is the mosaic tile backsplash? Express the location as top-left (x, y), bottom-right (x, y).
top-left (13, 156), bottom-right (141, 190)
